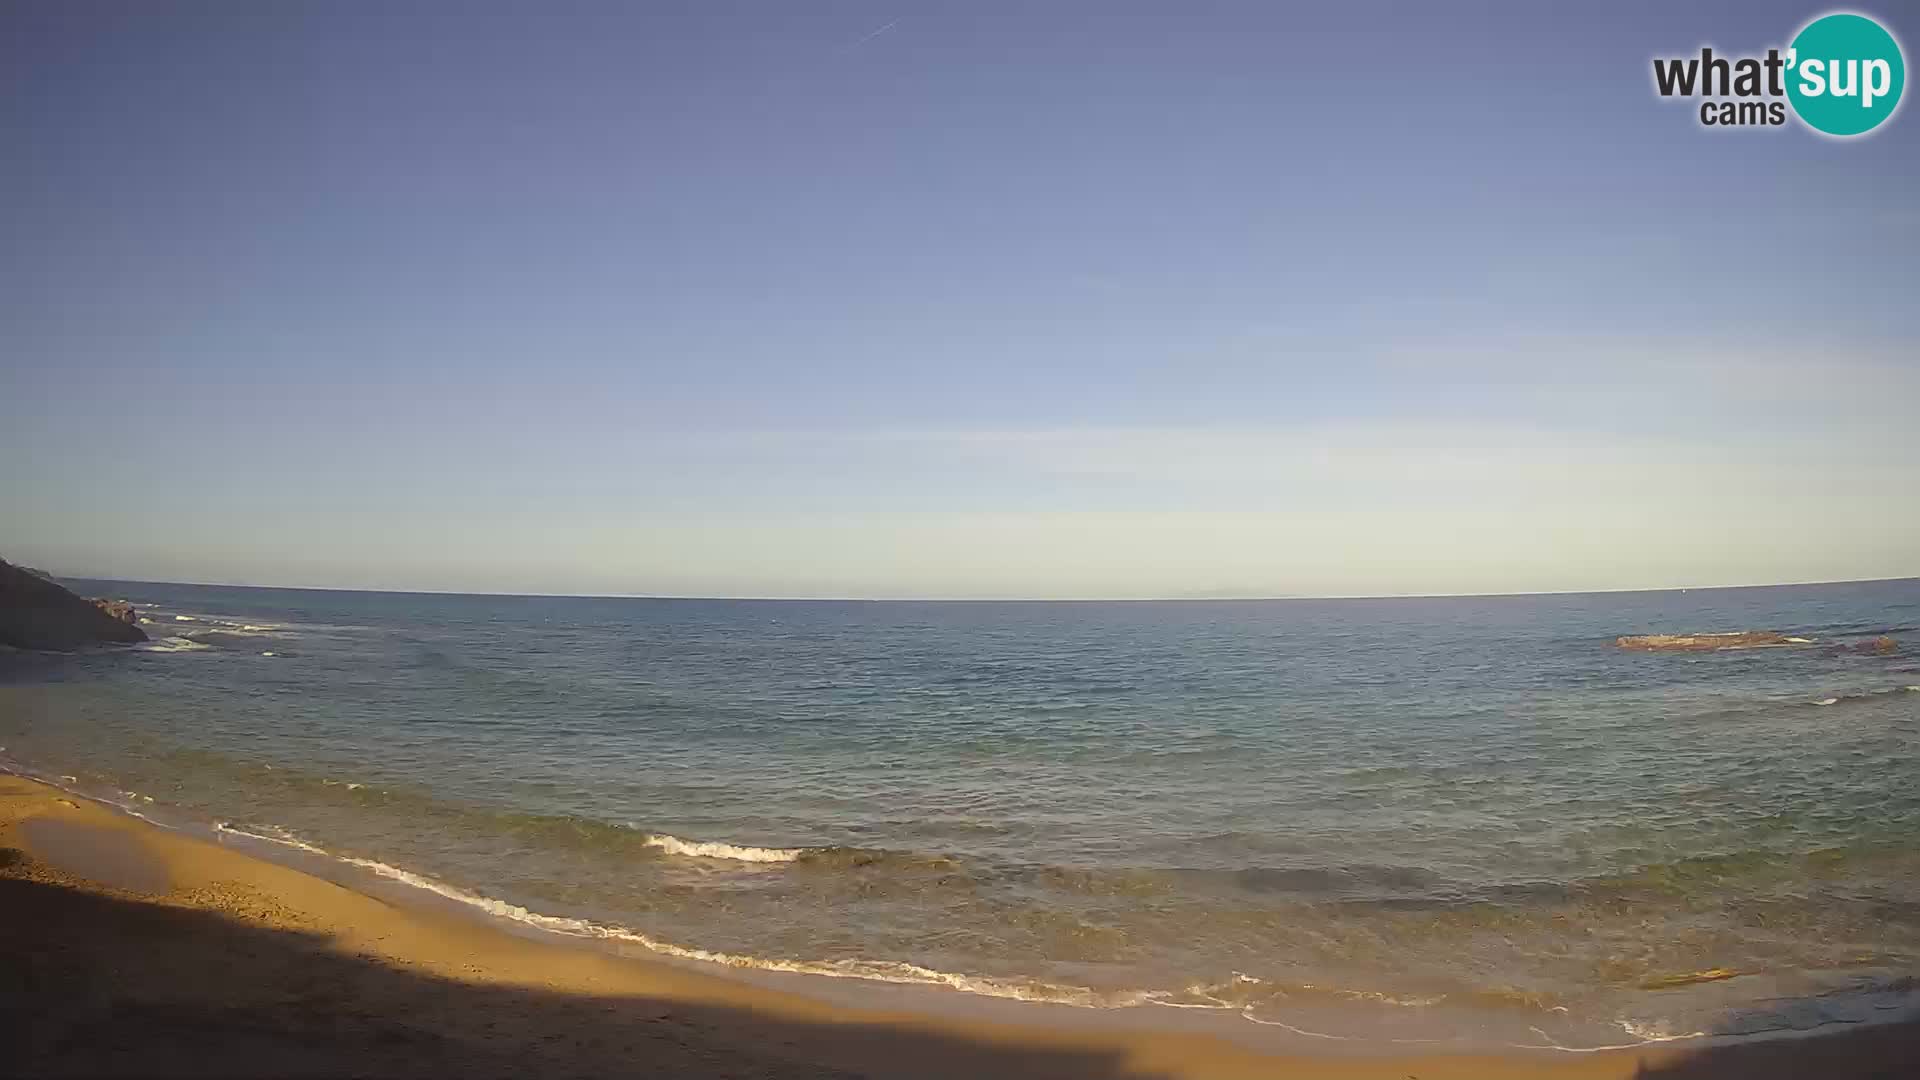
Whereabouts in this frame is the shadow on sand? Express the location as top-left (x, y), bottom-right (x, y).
top-left (0, 868), bottom-right (1166, 1080)
top-left (1628, 975), bottom-right (1920, 1080)
top-left (1631, 1017), bottom-right (1920, 1080)
top-left (5, 860), bottom-right (1917, 1079)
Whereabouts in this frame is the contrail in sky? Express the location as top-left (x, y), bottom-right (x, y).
top-left (844, 17), bottom-right (900, 51)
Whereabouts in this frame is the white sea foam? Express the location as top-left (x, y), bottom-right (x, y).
top-left (1506, 1019), bottom-right (1710, 1054)
top-left (6, 770), bottom-right (178, 831)
top-left (139, 636), bottom-right (213, 653)
top-left (1236, 1013), bottom-right (1354, 1038)
top-left (641, 832), bottom-right (810, 863)
top-left (203, 823), bottom-right (1154, 1008)
top-left (174, 615), bottom-right (197, 622)
top-left (1616, 1019), bottom-right (1710, 1043)
top-left (1176, 973), bottom-right (1448, 1022)
top-left (1813, 697), bottom-right (1840, 706)
top-left (109, 791), bottom-right (161, 817)
top-left (336, 854), bottom-right (1152, 1004)
top-left (1234, 1011), bottom-right (1445, 1045)
top-left (212, 822), bottom-right (331, 857)
top-left (1336, 988), bottom-right (1446, 1007)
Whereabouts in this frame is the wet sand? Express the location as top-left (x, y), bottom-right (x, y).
top-left (2, 774), bottom-right (1915, 1079)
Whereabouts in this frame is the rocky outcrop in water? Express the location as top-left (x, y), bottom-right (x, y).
top-left (90, 598), bottom-right (139, 627)
top-left (1614, 631), bottom-right (1806, 651)
top-left (0, 559), bottom-right (147, 650)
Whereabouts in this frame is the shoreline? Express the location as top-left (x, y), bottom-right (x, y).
top-left (4, 774), bottom-right (1917, 1078)
top-left (31, 763), bottom-right (1914, 1055)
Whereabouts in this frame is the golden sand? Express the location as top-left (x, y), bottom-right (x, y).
top-left (2, 775), bottom-right (1913, 1078)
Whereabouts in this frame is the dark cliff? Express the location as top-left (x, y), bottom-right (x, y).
top-left (0, 559), bottom-right (148, 650)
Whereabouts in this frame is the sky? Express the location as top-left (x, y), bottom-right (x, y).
top-left (3, 2), bottom-right (1917, 598)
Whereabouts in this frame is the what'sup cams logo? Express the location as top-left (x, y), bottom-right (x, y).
top-left (1653, 10), bottom-right (1905, 136)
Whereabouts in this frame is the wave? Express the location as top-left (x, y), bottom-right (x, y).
top-left (634, 832), bottom-right (929, 868)
top-left (181, 629), bottom-right (283, 647)
top-left (199, 766), bottom-right (1919, 913)
top-left (209, 820), bottom-right (1155, 1008)
top-left (641, 832), bottom-right (809, 863)
top-left (1508, 1020), bottom-right (1710, 1054)
top-left (138, 636), bottom-right (213, 653)
top-left (213, 821), bottom-right (331, 856)
top-left (1179, 976), bottom-right (1721, 1052)
top-left (1681, 683), bottom-right (1920, 724)
top-left (38, 750), bottom-right (842, 874)
top-left (428, 802), bottom-right (926, 870)
top-left (134, 609), bottom-right (294, 652)
top-left (1181, 972), bottom-right (1448, 1011)
top-left (1809, 685), bottom-right (1919, 707)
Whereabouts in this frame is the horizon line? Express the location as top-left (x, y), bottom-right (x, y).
top-left (45, 571), bottom-right (1920, 604)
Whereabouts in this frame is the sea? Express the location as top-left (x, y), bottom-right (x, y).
top-left (3, 577), bottom-right (1918, 1053)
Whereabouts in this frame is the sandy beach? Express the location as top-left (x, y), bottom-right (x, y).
top-left (1, 775), bottom-right (1913, 1079)
top-left (8, 0), bottom-right (1917, 1072)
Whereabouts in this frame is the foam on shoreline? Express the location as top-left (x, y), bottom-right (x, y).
top-left (10, 765), bottom-right (1920, 1066)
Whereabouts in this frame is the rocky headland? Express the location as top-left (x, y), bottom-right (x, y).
top-left (0, 559), bottom-right (147, 651)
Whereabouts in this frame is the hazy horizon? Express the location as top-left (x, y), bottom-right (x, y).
top-left (37, 567), bottom-right (1920, 604)
top-left (6, 3), bottom-right (1916, 599)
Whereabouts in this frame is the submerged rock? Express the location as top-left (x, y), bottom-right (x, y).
top-left (1614, 631), bottom-right (1802, 651)
top-left (0, 558), bottom-right (148, 650)
top-left (1823, 635), bottom-right (1903, 657)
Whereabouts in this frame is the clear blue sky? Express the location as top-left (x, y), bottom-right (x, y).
top-left (4, 2), bottom-right (1916, 597)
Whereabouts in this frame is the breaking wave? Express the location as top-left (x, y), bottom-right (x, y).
top-left (640, 832), bottom-right (809, 863)
top-left (209, 820), bottom-right (1152, 1007)
top-left (138, 636), bottom-right (214, 653)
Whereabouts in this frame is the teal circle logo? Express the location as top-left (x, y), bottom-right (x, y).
top-left (1786, 13), bottom-right (1905, 136)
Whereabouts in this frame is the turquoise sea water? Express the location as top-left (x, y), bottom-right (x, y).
top-left (4, 578), bottom-right (1919, 1050)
